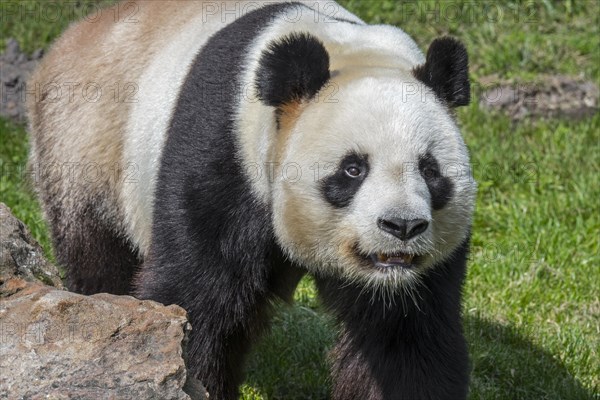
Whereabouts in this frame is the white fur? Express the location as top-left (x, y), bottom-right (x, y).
top-left (122, 12), bottom-right (224, 255)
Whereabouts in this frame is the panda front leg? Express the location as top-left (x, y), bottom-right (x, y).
top-left (314, 255), bottom-right (470, 399)
top-left (136, 258), bottom-right (265, 399)
top-left (135, 235), bottom-right (304, 400)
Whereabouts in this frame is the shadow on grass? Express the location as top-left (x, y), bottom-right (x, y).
top-left (243, 304), bottom-right (335, 400)
top-left (243, 308), bottom-right (593, 400)
top-left (465, 317), bottom-right (593, 400)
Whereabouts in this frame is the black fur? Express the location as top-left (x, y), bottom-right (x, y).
top-left (321, 153), bottom-right (370, 208)
top-left (316, 239), bottom-right (471, 400)
top-left (133, 4), bottom-right (305, 399)
top-left (48, 199), bottom-right (139, 295)
top-left (256, 32), bottom-right (330, 107)
top-left (413, 37), bottom-right (470, 107)
top-left (419, 152), bottom-right (454, 210)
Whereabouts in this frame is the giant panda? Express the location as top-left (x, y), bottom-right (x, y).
top-left (27, 1), bottom-right (476, 399)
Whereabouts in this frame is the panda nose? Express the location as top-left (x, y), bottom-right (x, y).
top-left (377, 217), bottom-right (429, 241)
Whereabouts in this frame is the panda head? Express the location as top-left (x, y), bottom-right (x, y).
top-left (255, 33), bottom-right (476, 294)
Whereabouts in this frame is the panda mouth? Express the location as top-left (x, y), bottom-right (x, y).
top-left (368, 252), bottom-right (418, 269)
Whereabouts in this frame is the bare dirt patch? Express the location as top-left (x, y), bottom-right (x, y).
top-left (479, 75), bottom-right (599, 121)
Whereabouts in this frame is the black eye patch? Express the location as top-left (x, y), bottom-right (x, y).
top-left (419, 152), bottom-right (454, 210)
top-left (321, 153), bottom-right (369, 208)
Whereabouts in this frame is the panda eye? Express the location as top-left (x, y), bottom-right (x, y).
top-left (345, 166), bottom-right (362, 178)
top-left (422, 165), bottom-right (440, 179)
top-left (419, 154), bottom-right (441, 179)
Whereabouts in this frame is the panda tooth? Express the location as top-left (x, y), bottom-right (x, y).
top-left (375, 252), bottom-right (415, 264)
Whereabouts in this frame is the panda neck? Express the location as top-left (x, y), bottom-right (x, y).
top-left (316, 238), bottom-right (469, 334)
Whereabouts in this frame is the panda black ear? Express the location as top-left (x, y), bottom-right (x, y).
top-left (413, 37), bottom-right (470, 107)
top-left (255, 32), bottom-right (330, 107)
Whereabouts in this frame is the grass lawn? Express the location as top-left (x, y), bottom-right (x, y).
top-left (1, 1), bottom-right (598, 399)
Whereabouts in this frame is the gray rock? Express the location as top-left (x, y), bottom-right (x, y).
top-left (0, 202), bottom-right (63, 290)
top-left (1, 38), bottom-right (44, 123)
top-left (31, 48), bottom-right (45, 60)
top-left (0, 204), bottom-right (208, 399)
top-left (0, 285), bottom-right (206, 399)
top-left (2, 38), bottom-right (21, 64)
top-left (0, 63), bottom-right (21, 86)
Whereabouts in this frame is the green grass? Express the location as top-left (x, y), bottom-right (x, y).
top-left (0, 118), bottom-right (53, 256)
top-left (341, 0), bottom-right (600, 82)
top-left (1, 1), bottom-right (598, 399)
